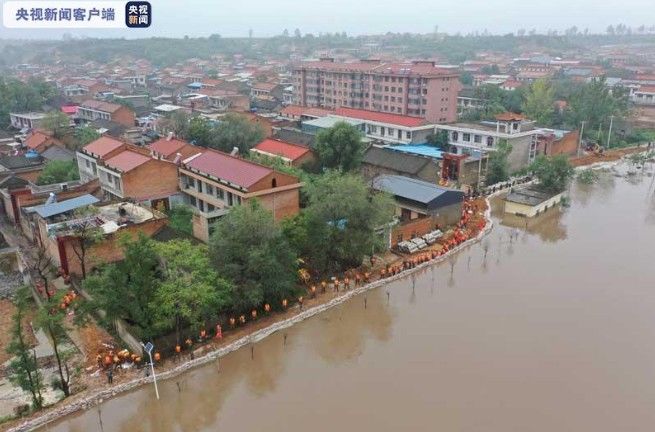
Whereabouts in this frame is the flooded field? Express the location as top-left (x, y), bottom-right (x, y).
top-left (42, 165), bottom-right (655, 432)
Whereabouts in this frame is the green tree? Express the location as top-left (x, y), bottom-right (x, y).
top-left (296, 171), bottom-right (395, 274)
top-left (83, 234), bottom-right (161, 339)
top-left (426, 130), bottom-right (449, 149)
top-left (36, 160), bottom-right (79, 185)
top-left (6, 287), bottom-right (44, 410)
top-left (529, 154), bottom-right (574, 193)
top-left (486, 139), bottom-right (512, 185)
top-left (314, 121), bottom-right (365, 171)
top-left (209, 113), bottom-right (264, 153)
top-left (40, 111), bottom-right (71, 139)
top-left (566, 77), bottom-right (630, 135)
top-left (73, 126), bottom-right (100, 149)
top-left (151, 240), bottom-right (232, 345)
top-left (34, 290), bottom-right (72, 397)
top-left (209, 200), bottom-right (298, 312)
top-left (0, 78), bottom-right (55, 129)
top-left (166, 204), bottom-right (193, 235)
top-left (522, 78), bottom-right (555, 125)
top-left (68, 206), bottom-right (104, 279)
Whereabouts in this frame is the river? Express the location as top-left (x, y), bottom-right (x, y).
top-left (41, 164), bottom-right (655, 432)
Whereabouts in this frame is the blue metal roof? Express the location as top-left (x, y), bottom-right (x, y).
top-left (385, 144), bottom-right (444, 159)
top-left (33, 194), bottom-right (99, 218)
top-left (187, 82), bottom-right (203, 89)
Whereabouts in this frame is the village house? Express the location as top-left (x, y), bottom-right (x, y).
top-left (76, 137), bottom-right (181, 210)
top-left (77, 99), bottom-right (136, 127)
top-left (0, 177), bottom-right (100, 229)
top-left (250, 138), bottom-right (316, 167)
top-left (250, 82), bottom-right (283, 101)
top-left (328, 107), bottom-right (436, 145)
top-left (22, 130), bottom-right (64, 153)
top-left (360, 146), bottom-right (441, 183)
top-left (148, 135), bottom-right (199, 162)
top-left (0, 151), bottom-right (46, 184)
top-left (178, 148), bottom-right (303, 242)
top-left (9, 112), bottom-right (47, 130)
top-left (371, 174), bottom-right (464, 247)
top-left (434, 112), bottom-right (578, 174)
top-left (27, 196), bottom-right (168, 276)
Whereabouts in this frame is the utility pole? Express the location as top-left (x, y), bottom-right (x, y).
top-left (141, 342), bottom-right (160, 400)
top-left (606, 115), bottom-right (614, 149)
top-left (577, 121), bottom-right (585, 157)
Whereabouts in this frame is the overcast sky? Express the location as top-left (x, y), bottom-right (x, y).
top-left (1, 0), bottom-right (654, 39)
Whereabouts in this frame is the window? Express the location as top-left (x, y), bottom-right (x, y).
top-left (85, 159), bottom-right (90, 168)
top-left (206, 184), bottom-right (214, 195)
top-left (474, 135), bottom-right (482, 144)
top-left (216, 188), bottom-right (225, 200)
top-left (487, 136), bottom-right (494, 147)
top-left (227, 192), bottom-right (233, 206)
top-left (463, 133), bottom-right (471, 142)
top-left (406, 131), bottom-right (411, 139)
top-left (388, 128), bottom-right (394, 135)
top-left (452, 131), bottom-right (459, 141)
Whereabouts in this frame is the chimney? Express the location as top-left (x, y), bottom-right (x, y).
top-left (173, 152), bottom-right (182, 165)
top-left (230, 147), bottom-right (239, 156)
top-left (45, 192), bottom-right (57, 205)
top-left (166, 131), bottom-right (174, 141)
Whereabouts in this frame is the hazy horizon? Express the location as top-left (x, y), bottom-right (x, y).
top-left (0, 0), bottom-right (654, 40)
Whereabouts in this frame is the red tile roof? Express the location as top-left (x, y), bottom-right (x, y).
top-left (252, 82), bottom-right (278, 92)
top-left (252, 139), bottom-right (311, 161)
top-left (80, 99), bottom-right (123, 113)
top-left (104, 150), bottom-right (151, 172)
top-left (61, 105), bottom-right (78, 115)
top-left (183, 149), bottom-right (273, 189)
top-left (25, 130), bottom-right (57, 150)
top-left (297, 60), bottom-right (458, 77)
top-left (637, 85), bottom-right (655, 93)
top-left (495, 112), bottom-right (525, 121)
top-left (334, 107), bottom-right (426, 127)
top-left (148, 137), bottom-right (190, 157)
top-left (83, 136), bottom-right (125, 157)
top-left (280, 105), bottom-right (333, 118)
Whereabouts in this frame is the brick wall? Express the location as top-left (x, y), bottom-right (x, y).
top-left (58, 217), bottom-right (168, 276)
top-left (255, 188), bottom-right (300, 221)
top-left (111, 106), bottom-right (136, 127)
top-left (123, 160), bottom-right (179, 201)
top-left (391, 217), bottom-right (436, 246)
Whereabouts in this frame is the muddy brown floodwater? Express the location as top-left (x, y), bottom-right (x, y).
top-left (41, 166), bottom-right (655, 432)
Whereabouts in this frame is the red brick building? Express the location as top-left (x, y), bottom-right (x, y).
top-left (178, 148), bottom-right (302, 242)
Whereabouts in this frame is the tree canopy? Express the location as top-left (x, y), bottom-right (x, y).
top-left (284, 171), bottom-right (395, 274)
top-left (314, 122), bottom-right (365, 172)
top-left (209, 200), bottom-right (298, 312)
top-left (522, 79), bottom-right (555, 125)
top-left (151, 240), bottom-right (233, 343)
top-left (186, 113), bottom-right (265, 154)
top-left (485, 139), bottom-right (513, 185)
top-left (36, 160), bottom-right (79, 185)
top-left (530, 154), bottom-right (574, 193)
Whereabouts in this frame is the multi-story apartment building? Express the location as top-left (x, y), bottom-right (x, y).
top-left (178, 149), bottom-right (302, 242)
top-left (292, 59), bottom-right (460, 123)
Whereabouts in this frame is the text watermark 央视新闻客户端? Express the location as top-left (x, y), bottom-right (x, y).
top-left (3, 1), bottom-right (151, 29)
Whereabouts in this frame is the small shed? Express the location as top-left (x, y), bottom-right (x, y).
top-left (504, 186), bottom-right (564, 217)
